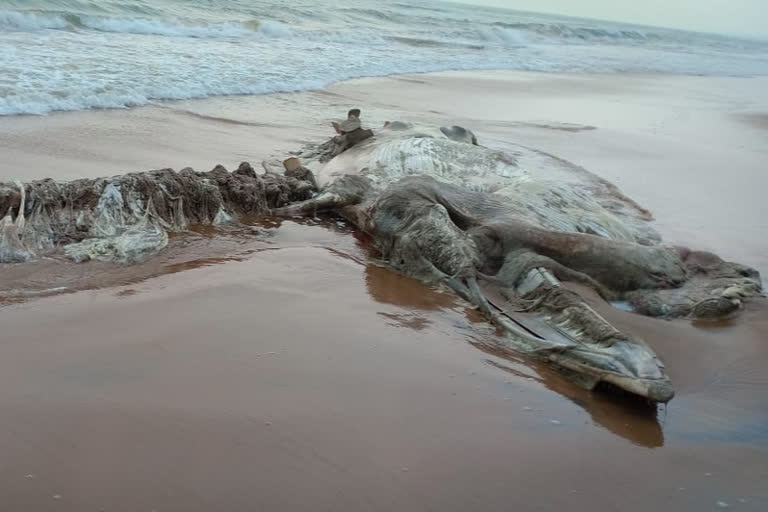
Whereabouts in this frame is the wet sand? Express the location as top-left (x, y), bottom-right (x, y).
top-left (1, 71), bottom-right (767, 510)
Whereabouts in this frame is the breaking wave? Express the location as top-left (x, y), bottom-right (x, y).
top-left (0, 9), bottom-right (71, 31)
top-left (491, 21), bottom-right (660, 43)
top-left (0, 8), bottom-right (385, 43)
top-left (475, 26), bottom-right (529, 46)
top-left (0, 9), bottom-right (285, 39)
top-left (79, 16), bottom-right (261, 38)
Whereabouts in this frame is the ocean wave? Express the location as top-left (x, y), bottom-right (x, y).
top-left (389, 36), bottom-right (485, 50)
top-left (0, 81), bottom-right (281, 116)
top-left (0, 8), bottom-right (383, 44)
top-left (0, 9), bottom-right (284, 39)
top-left (79, 16), bottom-right (259, 38)
top-left (491, 21), bottom-right (659, 42)
top-left (82, 15), bottom-right (384, 44)
top-left (474, 20), bottom-right (767, 54)
top-left (339, 7), bottom-right (398, 23)
top-left (256, 20), bottom-right (294, 38)
top-left (475, 26), bottom-right (529, 46)
top-left (0, 9), bottom-right (71, 31)
top-left (392, 3), bottom-right (447, 14)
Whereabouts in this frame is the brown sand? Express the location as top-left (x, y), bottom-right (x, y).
top-left (1, 71), bottom-right (767, 510)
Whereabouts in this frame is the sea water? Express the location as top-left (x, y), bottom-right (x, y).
top-left (1, 0), bottom-right (767, 116)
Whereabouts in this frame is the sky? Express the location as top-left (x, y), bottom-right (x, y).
top-left (456, 0), bottom-right (767, 38)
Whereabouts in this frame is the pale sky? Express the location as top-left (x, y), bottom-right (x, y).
top-left (456, 0), bottom-right (767, 38)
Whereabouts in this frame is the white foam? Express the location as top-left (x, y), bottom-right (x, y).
top-left (256, 20), bottom-right (294, 38)
top-left (475, 26), bottom-right (528, 46)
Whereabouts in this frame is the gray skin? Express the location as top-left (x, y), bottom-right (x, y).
top-left (274, 120), bottom-right (764, 403)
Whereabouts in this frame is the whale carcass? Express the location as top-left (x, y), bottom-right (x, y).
top-left (0, 115), bottom-right (762, 402)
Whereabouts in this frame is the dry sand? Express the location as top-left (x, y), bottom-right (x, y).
top-left (0, 71), bottom-right (767, 511)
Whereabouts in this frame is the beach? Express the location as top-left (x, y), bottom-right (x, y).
top-left (1, 70), bottom-right (767, 511)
